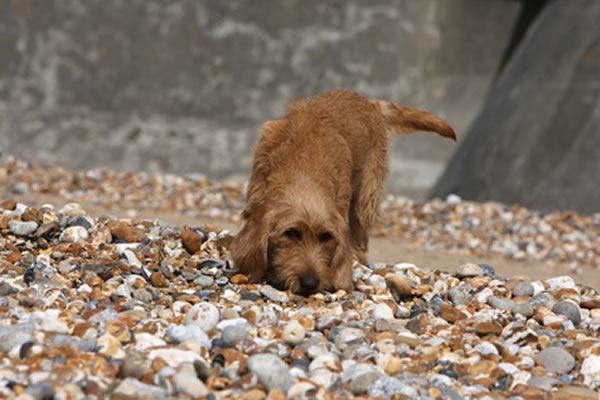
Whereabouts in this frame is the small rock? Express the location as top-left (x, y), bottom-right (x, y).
top-left (536, 347), bottom-right (575, 374)
top-left (248, 354), bottom-right (294, 392)
top-left (449, 284), bottom-right (472, 306)
top-left (148, 348), bottom-right (202, 368)
top-left (184, 302), bottom-right (220, 331)
top-left (0, 198), bottom-right (17, 210)
top-left (343, 363), bottom-right (383, 394)
top-left (182, 225), bottom-right (203, 254)
top-left (474, 342), bottom-right (499, 356)
top-left (260, 285), bottom-right (289, 302)
top-left (134, 332), bottom-right (166, 351)
top-left (488, 295), bottom-right (515, 311)
top-left (546, 275), bottom-right (576, 290)
top-left (334, 327), bottom-right (367, 351)
top-left (112, 378), bottom-right (167, 399)
top-left (8, 220), bottom-right (38, 236)
top-left (98, 334), bottom-right (125, 359)
top-left (166, 325), bottom-right (211, 348)
top-left (194, 275), bottom-right (214, 288)
top-left (25, 381), bottom-right (54, 400)
top-left (512, 281), bottom-right (534, 297)
top-left (385, 274), bottom-right (414, 300)
top-left (372, 303), bottom-right (394, 320)
top-left (174, 363), bottom-right (208, 398)
top-left (368, 376), bottom-right (418, 399)
top-left (581, 355), bottom-right (600, 390)
top-left (552, 300), bottom-right (581, 325)
top-left (221, 321), bottom-right (249, 344)
top-left (457, 262), bottom-right (484, 277)
top-left (283, 320), bottom-right (306, 345)
top-left (60, 225), bottom-right (89, 243)
top-left (107, 220), bottom-right (145, 243)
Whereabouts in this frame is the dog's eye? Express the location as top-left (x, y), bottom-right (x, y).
top-left (318, 232), bottom-right (334, 242)
top-left (284, 228), bottom-right (302, 241)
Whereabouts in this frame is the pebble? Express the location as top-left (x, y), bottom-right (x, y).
top-left (113, 378), bottom-right (167, 399)
top-left (166, 325), bottom-right (211, 348)
top-left (0, 174), bottom-right (597, 398)
top-left (368, 376), bottom-right (418, 399)
top-left (59, 225), bottom-right (89, 243)
top-left (512, 281), bottom-right (534, 297)
top-left (552, 300), bottom-right (581, 325)
top-left (457, 262), bottom-right (484, 277)
top-left (221, 321), bottom-right (249, 344)
top-left (449, 284), bottom-right (472, 306)
top-left (581, 355), bottom-right (600, 390)
top-left (8, 219), bottom-right (38, 236)
top-left (184, 302), bottom-right (220, 331)
top-left (248, 354), bottom-right (294, 392)
top-left (536, 346), bottom-right (576, 373)
top-left (343, 363), bottom-right (383, 394)
top-left (260, 285), bottom-right (289, 303)
top-left (283, 320), bottom-right (306, 345)
top-left (372, 303), bottom-right (394, 320)
top-left (173, 363), bottom-right (208, 398)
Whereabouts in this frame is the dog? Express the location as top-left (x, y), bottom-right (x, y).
top-left (230, 90), bottom-right (455, 295)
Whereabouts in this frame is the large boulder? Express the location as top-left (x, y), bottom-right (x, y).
top-left (431, 0), bottom-right (600, 213)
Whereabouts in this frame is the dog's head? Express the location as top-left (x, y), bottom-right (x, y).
top-left (230, 194), bottom-right (353, 295)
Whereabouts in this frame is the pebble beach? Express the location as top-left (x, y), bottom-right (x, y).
top-left (1, 159), bottom-right (600, 399)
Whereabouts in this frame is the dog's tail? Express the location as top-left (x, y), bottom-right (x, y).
top-left (371, 100), bottom-right (456, 141)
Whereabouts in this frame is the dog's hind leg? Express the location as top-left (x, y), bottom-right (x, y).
top-left (349, 132), bottom-right (389, 264)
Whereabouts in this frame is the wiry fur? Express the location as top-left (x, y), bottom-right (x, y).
top-left (230, 90), bottom-right (455, 295)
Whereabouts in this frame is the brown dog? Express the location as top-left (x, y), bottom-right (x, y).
top-left (231, 90), bottom-right (455, 295)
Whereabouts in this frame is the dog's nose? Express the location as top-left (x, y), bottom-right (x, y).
top-left (299, 274), bottom-right (320, 294)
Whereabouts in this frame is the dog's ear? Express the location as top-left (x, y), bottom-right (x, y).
top-left (244, 119), bottom-right (286, 218)
top-left (330, 221), bottom-right (354, 292)
top-left (231, 204), bottom-right (271, 283)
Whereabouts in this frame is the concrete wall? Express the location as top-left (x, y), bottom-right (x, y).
top-left (431, 0), bottom-right (600, 213)
top-left (0, 0), bottom-right (520, 197)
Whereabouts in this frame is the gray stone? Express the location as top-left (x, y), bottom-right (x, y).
top-left (248, 354), bottom-right (294, 392)
top-left (0, 323), bottom-right (34, 353)
top-left (112, 378), bottom-right (168, 399)
top-left (8, 220), bottom-right (38, 236)
top-left (511, 302), bottom-right (535, 317)
top-left (221, 322), bottom-right (249, 344)
top-left (334, 327), bottom-right (367, 351)
top-left (343, 363), bottom-right (383, 394)
top-left (449, 284), bottom-right (472, 306)
top-left (193, 275), bottom-right (214, 288)
top-left (259, 285), bottom-right (289, 303)
top-left (529, 292), bottom-right (556, 309)
top-left (368, 376), bottom-right (418, 399)
top-left (536, 346), bottom-right (576, 374)
top-left (552, 300), bottom-right (581, 325)
top-left (512, 281), bottom-right (534, 297)
top-left (487, 295), bottom-right (515, 311)
top-left (527, 376), bottom-right (561, 390)
top-left (166, 325), bottom-right (211, 348)
top-left (25, 381), bottom-right (54, 400)
top-left (0, 281), bottom-right (19, 296)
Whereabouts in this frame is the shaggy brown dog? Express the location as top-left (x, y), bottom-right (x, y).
top-left (231, 90), bottom-right (455, 295)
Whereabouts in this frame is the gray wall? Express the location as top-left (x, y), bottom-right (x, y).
top-left (0, 0), bottom-right (520, 197)
top-left (431, 0), bottom-right (600, 213)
